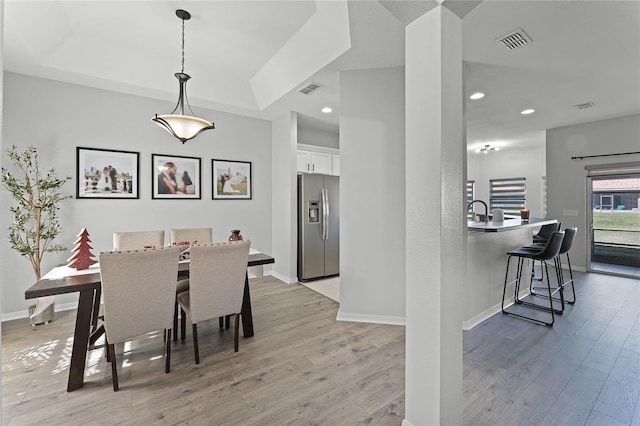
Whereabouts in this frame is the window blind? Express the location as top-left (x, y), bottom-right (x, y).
top-left (467, 180), bottom-right (476, 218)
top-left (490, 177), bottom-right (526, 215)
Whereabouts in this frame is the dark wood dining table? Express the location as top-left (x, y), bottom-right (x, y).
top-left (24, 251), bottom-right (275, 392)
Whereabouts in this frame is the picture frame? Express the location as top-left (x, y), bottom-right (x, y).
top-left (76, 147), bottom-right (139, 199)
top-left (152, 154), bottom-right (201, 199)
top-left (212, 159), bottom-right (252, 200)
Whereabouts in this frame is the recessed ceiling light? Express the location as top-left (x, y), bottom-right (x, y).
top-left (469, 92), bottom-right (485, 100)
top-left (321, 107), bottom-right (333, 114)
top-left (521, 109), bottom-right (535, 115)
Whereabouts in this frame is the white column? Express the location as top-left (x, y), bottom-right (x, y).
top-left (271, 111), bottom-right (298, 283)
top-left (404, 5), bottom-right (465, 426)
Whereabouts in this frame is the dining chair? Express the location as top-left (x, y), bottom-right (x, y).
top-left (169, 227), bottom-right (213, 338)
top-left (88, 230), bottom-right (167, 345)
top-left (169, 227), bottom-right (213, 246)
top-left (112, 230), bottom-right (165, 251)
top-left (176, 240), bottom-right (251, 364)
top-left (99, 246), bottom-right (180, 391)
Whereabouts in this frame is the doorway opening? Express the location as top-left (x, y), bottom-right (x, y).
top-left (587, 169), bottom-right (640, 278)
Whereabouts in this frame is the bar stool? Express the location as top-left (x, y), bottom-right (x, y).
top-left (531, 227), bottom-right (577, 305)
top-left (531, 222), bottom-right (561, 281)
top-left (502, 230), bottom-right (565, 326)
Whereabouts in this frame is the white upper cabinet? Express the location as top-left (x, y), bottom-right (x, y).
top-left (331, 154), bottom-right (340, 176)
top-left (296, 148), bottom-right (334, 175)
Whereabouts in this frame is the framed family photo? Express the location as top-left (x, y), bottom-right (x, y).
top-left (152, 154), bottom-right (201, 199)
top-left (76, 147), bottom-right (139, 199)
top-left (212, 159), bottom-right (252, 200)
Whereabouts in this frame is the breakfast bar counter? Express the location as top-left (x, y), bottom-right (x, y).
top-left (464, 217), bottom-right (558, 330)
top-left (467, 217), bottom-right (557, 232)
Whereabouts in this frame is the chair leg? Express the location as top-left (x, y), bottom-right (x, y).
top-left (234, 314), bottom-right (240, 352)
top-left (226, 315), bottom-right (231, 330)
top-left (529, 255), bottom-right (567, 313)
top-left (192, 323), bottom-right (200, 364)
top-left (105, 336), bottom-right (111, 362)
top-left (502, 255), bottom-right (514, 313)
top-left (503, 257), bottom-right (555, 326)
top-left (219, 316), bottom-right (224, 329)
top-left (173, 302), bottom-right (179, 341)
top-left (181, 308), bottom-right (187, 341)
top-left (108, 343), bottom-right (119, 391)
top-left (543, 261), bottom-right (555, 326)
top-left (166, 329), bottom-right (172, 373)
top-left (513, 257), bottom-right (526, 304)
top-left (564, 253), bottom-right (576, 303)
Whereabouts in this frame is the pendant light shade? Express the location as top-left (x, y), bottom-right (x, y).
top-left (152, 10), bottom-right (214, 144)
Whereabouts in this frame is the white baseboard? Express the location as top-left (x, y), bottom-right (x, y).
top-left (336, 308), bottom-right (406, 326)
top-left (463, 304), bottom-right (503, 331)
top-left (463, 287), bottom-right (531, 331)
top-left (266, 270), bottom-right (297, 284)
top-left (2, 301), bottom-right (78, 323)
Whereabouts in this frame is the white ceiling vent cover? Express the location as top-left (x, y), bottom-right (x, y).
top-left (574, 102), bottom-right (595, 110)
top-left (298, 81), bottom-right (324, 95)
top-left (496, 29), bottom-right (532, 50)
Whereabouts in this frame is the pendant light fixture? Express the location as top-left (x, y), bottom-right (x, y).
top-left (152, 9), bottom-right (214, 144)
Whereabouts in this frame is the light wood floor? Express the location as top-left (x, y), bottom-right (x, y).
top-left (2, 271), bottom-right (639, 425)
top-left (2, 277), bottom-right (405, 425)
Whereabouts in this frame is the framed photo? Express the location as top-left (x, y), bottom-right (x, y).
top-left (152, 154), bottom-right (201, 199)
top-left (212, 159), bottom-right (252, 200)
top-left (76, 147), bottom-right (139, 199)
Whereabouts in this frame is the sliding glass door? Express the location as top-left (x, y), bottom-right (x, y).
top-left (587, 164), bottom-right (640, 277)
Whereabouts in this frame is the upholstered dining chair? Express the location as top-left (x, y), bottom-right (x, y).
top-left (169, 227), bottom-right (213, 337)
top-left (176, 241), bottom-right (251, 364)
top-left (99, 246), bottom-right (180, 391)
top-left (112, 230), bottom-right (165, 251)
top-left (88, 230), bottom-right (166, 345)
top-left (169, 227), bottom-right (213, 246)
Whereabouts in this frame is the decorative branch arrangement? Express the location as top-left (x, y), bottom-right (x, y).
top-left (1, 145), bottom-right (72, 280)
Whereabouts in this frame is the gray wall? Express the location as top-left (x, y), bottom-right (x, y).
top-left (1, 72), bottom-right (272, 318)
top-left (467, 141), bottom-right (546, 217)
top-left (297, 125), bottom-right (339, 149)
top-left (546, 113), bottom-right (640, 270)
top-left (338, 66), bottom-right (406, 323)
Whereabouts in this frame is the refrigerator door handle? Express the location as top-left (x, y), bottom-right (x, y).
top-left (322, 188), bottom-right (329, 240)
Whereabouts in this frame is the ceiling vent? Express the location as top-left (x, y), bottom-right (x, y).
top-left (298, 81), bottom-right (324, 95)
top-left (496, 29), bottom-right (532, 50)
top-left (574, 102), bottom-right (595, 110)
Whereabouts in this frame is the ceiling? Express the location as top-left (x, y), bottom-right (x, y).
top-left (4, 1), bottom-right (639, 151)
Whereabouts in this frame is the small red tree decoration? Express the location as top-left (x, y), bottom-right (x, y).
top-left (67, 228), bottom-right (97, 270)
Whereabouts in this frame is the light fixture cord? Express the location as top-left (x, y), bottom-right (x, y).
top-left (181, 17), bottom-right (185, 73)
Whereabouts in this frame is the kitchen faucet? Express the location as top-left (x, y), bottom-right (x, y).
top-left (467, 200), bottom-right (489, 223)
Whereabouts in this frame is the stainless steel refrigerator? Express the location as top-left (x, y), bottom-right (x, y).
top-left (297, 174), bottom-right (339, 282)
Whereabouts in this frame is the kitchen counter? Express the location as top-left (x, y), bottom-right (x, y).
top-left (467, 217), bottom-right (557, 232)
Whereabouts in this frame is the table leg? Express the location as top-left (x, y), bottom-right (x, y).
top-left (241, 272), bottom-right (254, 337)
top-left (90, 286), bottom-right (101, 333)
top-left (67, 288), bottom-right (94, 392)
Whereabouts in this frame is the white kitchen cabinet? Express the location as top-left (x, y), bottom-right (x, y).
top-left (331, 154), bottom-right (340, 176)
top-left (296, 150), bottom-right (332, 174)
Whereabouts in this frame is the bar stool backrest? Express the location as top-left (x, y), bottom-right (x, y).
top-left (534, 222), bottom-right (561, 242)
top-left (559, 227), bottom-right (577, 255)
top-left (532, 231), bottom-right (565, 261)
